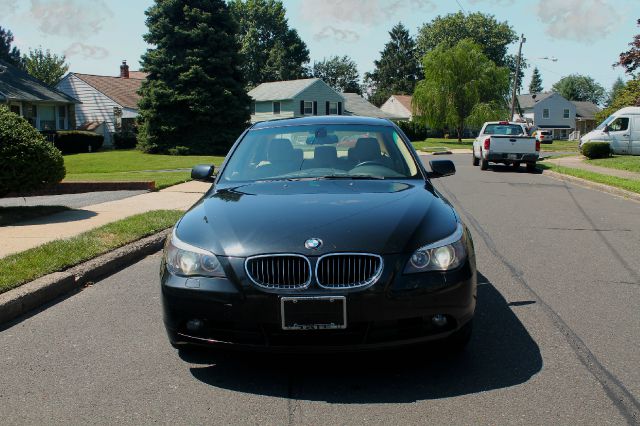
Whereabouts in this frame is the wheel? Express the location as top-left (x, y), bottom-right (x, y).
top-left (472, 154), bottom-right (479, 166)
top-left (480, 157), bottom-right (489, 170)
top-left (512, 162), bottom-right (520, 169)
top-left (526, 162), bottom-right (536, 173)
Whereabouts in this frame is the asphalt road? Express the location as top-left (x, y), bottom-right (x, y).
top-left (1, 154), bottom-right (639, 425)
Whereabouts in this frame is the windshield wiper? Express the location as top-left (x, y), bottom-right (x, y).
top-left (316, 175), bottom-right (385, 180)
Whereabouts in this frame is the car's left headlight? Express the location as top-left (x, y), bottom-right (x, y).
top-left (404, 223), bottom-right (467, 273)
top-left (164, 229), bottom-right (225, 277)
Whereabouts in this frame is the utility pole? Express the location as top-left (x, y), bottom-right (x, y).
top-left (509, 33), bottom-right (526, 121)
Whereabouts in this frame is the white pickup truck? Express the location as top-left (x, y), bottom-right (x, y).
top-left (472, 121), bottom-right (539, 172)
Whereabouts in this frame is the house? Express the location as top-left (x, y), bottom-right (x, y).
top-left (248, 78), bottom-right (345, 123)
top-left (56, 61), bottom-right (146, 146)
top-left (380, 95), bottom-right (413, 121)
top-left (516, 92), bottom-right (600, 140)
top-left (0, 59), bottom-right (78, 134)
top-left (341, 92), bottom-right (401, 120)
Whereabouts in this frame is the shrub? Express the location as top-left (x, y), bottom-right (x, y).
top-left (167, 146), bottom-right (191, 156)
top-left (54, 131), bottom-right (104, 154)
top-left (0, 106), bottom-right (65, 196)
top-left (395, 120), bottom-right (429, 141)
top-left (113, 132), bottom-right (138, 150)
top-left (581, 142), bottom-right (611, 159)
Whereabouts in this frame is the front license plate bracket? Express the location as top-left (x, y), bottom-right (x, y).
top-left (280, 296), bottom-right (347, 330)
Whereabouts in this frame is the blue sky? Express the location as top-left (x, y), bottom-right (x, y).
top-left (1, 0), bottom-right (638, 93)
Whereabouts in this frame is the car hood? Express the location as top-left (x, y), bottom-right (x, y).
top-left (176, 180), bottom-right (457, 257)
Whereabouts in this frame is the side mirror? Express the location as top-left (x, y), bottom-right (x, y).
top-left (428, 160), bottom-right (456, 178)
top-left (603, 125), bottom-right (609, 133)
top-left (191, 164), bottom-right (215, 182)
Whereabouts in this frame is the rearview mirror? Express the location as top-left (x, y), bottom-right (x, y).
top-left (428, 160), bottom-right (456, 178)
top-left (191, 164), bottom-right (215, 182)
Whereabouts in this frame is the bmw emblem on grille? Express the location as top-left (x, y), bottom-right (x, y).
top-left (305, 238), bottom-right (323, 250)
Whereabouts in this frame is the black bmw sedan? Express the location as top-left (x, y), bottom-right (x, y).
top-left (161, 116), bottom-right (477, 352)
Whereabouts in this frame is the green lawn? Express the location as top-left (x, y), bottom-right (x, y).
top-left (539, 163), bottom-right (640, 194)
top-left (0, 209), bottom-right (183, 294)
top-left (412, 138), bottom-right (474, 152)
top-left (539, 140), bottom-right (579, 152)
top-left (0, 206), bottom-right (71, 227)
top-left (587, 155), bottom-right (640, 173)
top-left (63, 150), bottom-right (225, 189)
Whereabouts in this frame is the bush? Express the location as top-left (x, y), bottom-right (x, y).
top-left (395, 120), bottom-right (429, 141)
top-left (0, 106), bottom-right (65, 196)
top-left (581, 142), bottom-right (611, 159)
top-left (54, 131), bottom-right (104, 154)
top-left (113, 132), bottom-right (138, 150)
top-left (167, 146), bottom-right (191, 156)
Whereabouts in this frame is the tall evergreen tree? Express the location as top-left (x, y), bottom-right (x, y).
top-left (312, 56), bottom-right (360, 94)
top-left (529, 67), bottom-right (543, 93)
top-left (607, 76), bottom-right (626, 106)
top-left (137, 0), bottom-right (250, 155)
top-left (230, 0), bottom-right (309, 88)
top-left (23, 47), bottom-right (69, 86)
top-left (0, 26), bottom-right (22, 67)
top-left (365, 23), bottom-right (420, 106)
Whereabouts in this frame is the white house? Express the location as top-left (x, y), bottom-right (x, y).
top-left (380, 95), bottom-right (413, 121)
top-left (56, 61), bottom-right (146, 146)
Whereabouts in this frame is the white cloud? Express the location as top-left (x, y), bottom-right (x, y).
top-left (315, 26), bottom-right (360, 43)
top-left (30, 0), bottom-right (114, 39)
top-left (535, 0), bottom-right (620, 43)
top-left (64, 42), bottom-right (109, 60)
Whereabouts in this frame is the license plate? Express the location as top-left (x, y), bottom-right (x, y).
top-left (508, 154), bottom-right (518, 160)
top-left (280, 296), bottom-right (347, 330)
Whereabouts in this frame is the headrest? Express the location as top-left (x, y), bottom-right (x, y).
top-left (354, 137), bottom-right (381, 161)
top-left (268, 138), bottom-right (294, 162)
top-left (314, 145), bottom-right (337, 165)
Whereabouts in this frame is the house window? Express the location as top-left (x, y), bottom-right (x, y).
top-left (58, 106), bottom-right (67, 130)
top-left (328, 102), bottom-right (338, 115)
top-left (24, 104), bottom-right (37, 127)
top-left (542, 108), bottom-right (550, 119)
top-left (9, 104), bottom-right (20, 115)
top-left (304, 101), bottom-right (313, 115)
top-left (273, 101), bottom-right (281, 114)
top-left (39, 105), bottom-right (56, 131)
top-left (563, 108), bottom-right (570, 119)
top-left (250, 102), bottom-right (255, 115)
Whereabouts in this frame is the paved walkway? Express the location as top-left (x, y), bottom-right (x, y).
top-left (546, 155), bottom-right (640, 180)
top-left (0, 181), bottom-right (210, 259)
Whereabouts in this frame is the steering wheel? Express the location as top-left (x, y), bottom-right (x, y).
top-left (354, 160), bottom-right (385, 168)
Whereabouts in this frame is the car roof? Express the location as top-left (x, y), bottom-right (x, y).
top-left (250, 115), bottom-right (393, 130)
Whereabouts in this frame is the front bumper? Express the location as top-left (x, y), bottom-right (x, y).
top-left (485, 152), bottom-right (539, 163)
top-left (161, 254), bottom-right (477, 352)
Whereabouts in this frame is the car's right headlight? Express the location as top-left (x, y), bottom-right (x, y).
top-left (404, 223), bottom-right (467, 273)
top-left (164, 229), bottom-right (225, 277)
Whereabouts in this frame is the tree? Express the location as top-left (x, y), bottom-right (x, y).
top-left (312, 55), bottom-right (360, 94)
top-left (413, 40), bottom-right (510, 142)
top-left (0, 26), bottom-right (22, 67)
top-left (137, 0), bottom-right (251, 155)
top-left (595, 78), bottom-right (640, 123)
top-left (22, 47), bottom-right (69, 86)
top-left (364, 23), bottom-right (420, 106)
top-left (229, 0), bottom-right (309, 88)
top-left (615, 18), bottom-right (640, 76)
top-left (607, 76), bottom-right (625, 106)
top-left (529, 67), bottom-right (543, 94)
top-left (552, 74), bottom-right (606, 105)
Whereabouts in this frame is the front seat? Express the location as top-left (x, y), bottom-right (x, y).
top-left (257, 138), bottom-right (299, 177)
top-left (353, 137), bottom-right (382, 163)
top-left (311, 145), bottom-right (338, 169)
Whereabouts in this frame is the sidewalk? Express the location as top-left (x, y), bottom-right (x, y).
top-left (545, 155), bottom-right (640, 180)
top-left (0, 181), bottom-right (210, 258)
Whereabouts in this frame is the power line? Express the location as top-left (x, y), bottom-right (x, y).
top-left (455, 0), bottom-right (466, 13)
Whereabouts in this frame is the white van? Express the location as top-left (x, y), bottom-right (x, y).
top-left (579, 107), bottom-right (640, 155)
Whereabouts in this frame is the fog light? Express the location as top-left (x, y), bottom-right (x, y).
top-left (432, 314), bottom-right (448, 327)
top-left (186, 319), bottom-right (204, 331)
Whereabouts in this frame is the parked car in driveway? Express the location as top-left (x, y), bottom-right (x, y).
top-left (532, 129), bottom-right (553, 144)
top-left (472, 121), bottom-right (539, 172)
top-left (161, 116), bottom-right (477, 353)
top-left (579, 107), bottom-right (640, 155)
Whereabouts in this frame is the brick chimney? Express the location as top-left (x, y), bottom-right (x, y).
top-left (120, 60), bottom-right (129, 78)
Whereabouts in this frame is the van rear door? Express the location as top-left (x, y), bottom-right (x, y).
top-left (631, 115), bottom-right (640, 155)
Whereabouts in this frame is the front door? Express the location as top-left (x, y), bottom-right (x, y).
top-left (607, 116), bottom-right (630, 154)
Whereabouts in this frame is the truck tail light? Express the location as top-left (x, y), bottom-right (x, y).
top-left (483, 137), bottom-right (491, 150)
top-left (535, 141), bottom-right (541, 151)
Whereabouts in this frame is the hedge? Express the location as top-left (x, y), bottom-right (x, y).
top-left (54, 131), bottom-right (104, 154)
top-left (581, 142), bottom-right (611, 159)
top-left (113, 132), bottom-right (138, 150)
top-left (0, 106), bottom-right (65, 196)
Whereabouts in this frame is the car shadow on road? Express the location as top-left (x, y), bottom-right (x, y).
top-left (186, 272), bottom-right (542, 402)
top-left (2, 209), bottom-right (98, 226)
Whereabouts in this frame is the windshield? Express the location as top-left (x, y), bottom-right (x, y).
top-left (483, 124), bottom-right (525, 135)
top-left (219, 124), bottom-right (420, 182)
top-left (595, 115), bottom-right (616, 130)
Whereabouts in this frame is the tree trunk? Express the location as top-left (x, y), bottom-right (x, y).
top-left (457, 119), bottom-right (464, 142)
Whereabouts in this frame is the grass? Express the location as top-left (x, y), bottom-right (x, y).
top-left (587, 155), bottom-right (640, 174)
top-left (0, 209), bottom-right (183, 294)
top-left (539, 140), bottom-right (579, 152)
top-left (412, 138), bottom-right (474, 152)
top-left (0, 206), bottom-right (71, 227)
top-left (63, 150), bottom-right (225, 189)
top-left (539, 163), bottom-right (640, 194)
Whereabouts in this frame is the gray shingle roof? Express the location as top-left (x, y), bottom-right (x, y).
top-left (573, 101), bottom-right (600, 119)
top-left (517, 92), bottom-right (553, 109)
top-left (342, 92), bottom-right (402, 119)
top-left (248, 78), bottom-right (324, 101)
top-left (0, 59), bottom-right (78, 104)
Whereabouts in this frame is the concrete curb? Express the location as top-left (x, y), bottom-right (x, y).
top-left (0, 228), bottom-right (171, 326)
top-left (543, 169), bottom-right (640, 203)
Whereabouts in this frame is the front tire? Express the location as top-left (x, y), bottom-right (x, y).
top-left (472, 154), bottom-right (480, 166)
top-left (526, 162), bottom-right (536, 173)
top-left (480, 156), bottom-right (489, 170)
